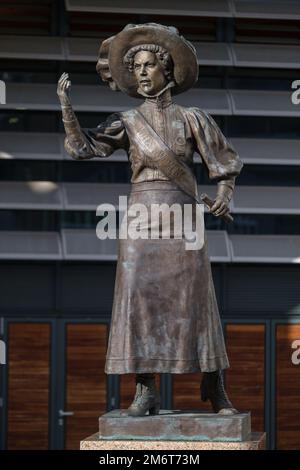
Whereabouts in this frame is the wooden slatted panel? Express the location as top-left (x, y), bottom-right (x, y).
top-left (7, 322), bottom-right (51, 450)
top-left (172, 373), bottom-right (210, 411)
top-left (65, 323), bottom-right (108, 450)
top-left (276, 324), bottom-right (300, 450)
top-left (120, 374), bottom-right (161, 409)
top-left (225, 324), bottom-right (265, 432)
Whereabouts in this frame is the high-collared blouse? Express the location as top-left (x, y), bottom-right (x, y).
top-left (64, 87), bottom-right (243, 184)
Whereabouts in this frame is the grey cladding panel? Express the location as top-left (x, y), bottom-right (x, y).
top-left (231, 138), bottom-right (300, 165)
top-left (65, 0), bottom-right (231, 16)
top-left (233, 186), bottom-right (300, 214)
top-left (195, 42), bottom-right (232, 66)
top-left (61, 229), bottom-right (229, 262)
top-left (230, 234), bottom-right (300, 263)
top-left (0, 35), bottom-right (63, 59)
top-left (233, 0), bottom-right (300, 19)
top-left (62, 229), bottom-right (117, 260)
top-left (0, 231), bottom-right (62, 260)
top-left (3, 83), bottom-right (140, 112)
top-left (174, 89), bottom-right (231, 115)
top-left (62, 183), bottom-right (131, 210)
top-left (0, 181), bottom-right (63, 209)
top-left (230, 90), bottom-right (300, 117)
top-left (207, 230), bottom-right (231, 262)
top-left (232, 43), bottom-right (300, 69)
top-left (0, 132), bottom-right (63, 160)
top-left (67, 0), bottom-right (300, 19)
top-left (66, 37), bottom-right (100, 62)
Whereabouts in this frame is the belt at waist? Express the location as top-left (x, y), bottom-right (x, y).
top-left (130, 180), bottom-right (184, 193)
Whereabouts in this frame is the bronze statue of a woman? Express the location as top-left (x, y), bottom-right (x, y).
top-left (57, 23), bottom-right (243, 417)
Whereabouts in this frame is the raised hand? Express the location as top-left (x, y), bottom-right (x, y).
top-left (57, 72), bottom-right (71, 105)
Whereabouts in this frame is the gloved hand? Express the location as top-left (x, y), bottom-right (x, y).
top-left (210, 178), bottom-right (235, 218)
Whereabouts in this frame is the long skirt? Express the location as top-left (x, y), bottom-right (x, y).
top-left (104, 180), bottom-right (229, 374)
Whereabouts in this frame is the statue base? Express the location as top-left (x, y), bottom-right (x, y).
top-left (80, 432), bottom-right (266, 450)
top-left (80, 409), bottom-right (266, 450)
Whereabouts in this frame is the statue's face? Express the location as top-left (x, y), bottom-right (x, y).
top-left (133, 50), bottom-right (167, 95)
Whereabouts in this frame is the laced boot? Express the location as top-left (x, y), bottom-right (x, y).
top-left (127, 373), bottom-right (160, 417)
top-left (200, 370), bottom-right (238, 415)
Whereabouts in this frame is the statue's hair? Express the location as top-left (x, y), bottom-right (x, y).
top-left (123, 44), bottom-right (174, 82)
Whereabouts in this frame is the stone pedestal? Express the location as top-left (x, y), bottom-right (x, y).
top-left (80, 432), bottom-right (266, 450)
top-left (99, 409), bottom-right (251, 441)
top-left (80, 409), bottom-right (266, 450)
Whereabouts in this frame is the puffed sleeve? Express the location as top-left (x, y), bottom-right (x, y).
top-left (64, 112), bottom-right (128, 160)
top-left (186, 108), bottom-right (243, 181)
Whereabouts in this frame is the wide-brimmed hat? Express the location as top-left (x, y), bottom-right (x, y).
top-left (96, 23), bottom-right (198, 98)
